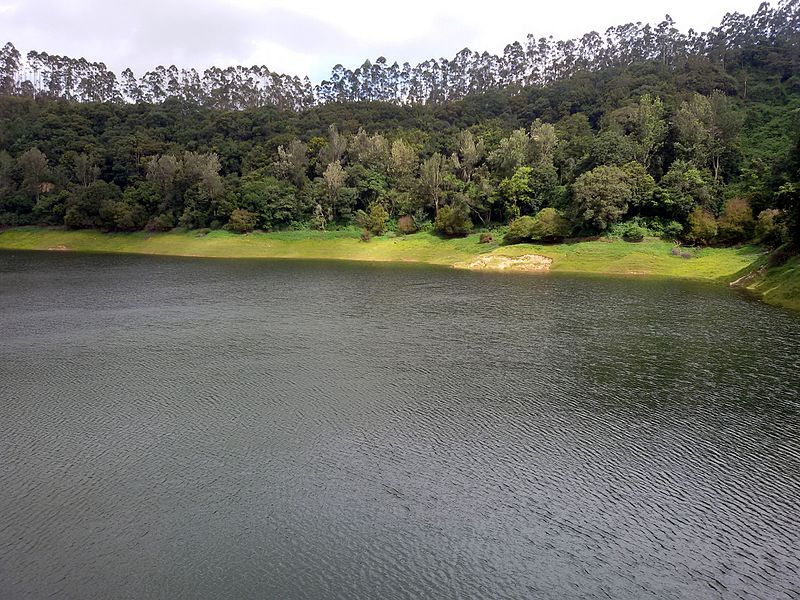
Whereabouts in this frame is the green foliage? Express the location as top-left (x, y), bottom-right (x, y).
top-left (530, 208), bottom-right (571, 242)
top-left (554, 113), bottom-right (593, 183)
top-left (227, 208), bottom-right (257, 233)
top-left (662, 220), bottom-right (684, 239)
top-left (656, 160), bottom-right (715, 217)
top-left (355, 202), bottom-right (389, 235)
top-left (716, 197), bottom-right (754, 243)
top-left (100, 200), bottom-right (147, 231)
top-left (0, 10), bottom-right (796, 246)
top-left (146, 212), bottom-right (175, 232)
top-left (489, 129), bottom-right (529, 178)
top-left (686, 206), bottom-right (718, 245)
top-left (590, 130), bottom-right (637, 167)
top-left (674, 91), bottom-right (742, 181)
top-left (64, 180), bottom-right (122, 229)
top-left (504, 216), bottom-right (537, 244)
top-left (777, 182), bottom-right (800, 244)
top-left (621, 161), bottom-right (655, 208)
top-left (434, 202), bottom-right (473, 237)
top-left (504, 208), bottom-right (571, 244)
top-left (608, 220), bottom-right (648, 242)
top-left (239, 176), bottom-right (300, 230)
top-left (571, 165), bottom-right (632, 231)
top-left (608, 216), bottom-right (682, 240)
top-left (499, 167), bottom-right (537, 214)
top-left (754, 209), bottom-right (788, 247)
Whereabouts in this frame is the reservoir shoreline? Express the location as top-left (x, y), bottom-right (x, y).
top-left (1, 226), bottom-right (797, 311)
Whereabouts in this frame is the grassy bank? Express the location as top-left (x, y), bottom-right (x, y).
top-left (0, 226), bottom-right (762, 277)
top-left (2, 226), bottom-right (795, 309)
top-left (741, 255), bottom-right (800, 312)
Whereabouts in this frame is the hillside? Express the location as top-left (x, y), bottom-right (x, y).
top-left (0, 1), bottom-right (797, 309)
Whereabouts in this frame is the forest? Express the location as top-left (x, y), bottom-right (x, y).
top-left (0, 0), bottom-right (798, 248)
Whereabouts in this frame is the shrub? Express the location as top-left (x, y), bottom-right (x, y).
top-left (396, 215), bottom-right (417, 235)
top-left (64, 206), bottom-right (91, 229)
top-left (227, 208), bottom-right (257, 233)
top-left (608, 220), bottom-right (647, 242)
top-left (662, 220), bottom-right (684, 239)
top-left (686, 206), bottom-right (717, 245)
top-left (146, 212), bottom-right (175, 232)
top-left (370, 202), bottom-right (389, 234)
top-left (100, 201), bottom-right (146, 231)
top-left (355, 202), bottom-right (390, 235)
top-left (479, 232), bottom-right (494, 244)
top-left (623, 224), bottom-right (647, 242)
top-left (755, 209), bottom-right (788, 247)
top-left (717, 197), bottom-right (754, 243)
top-left (530, 207), bottom-right (571, 242)
top-left (434, 203), bottom-right (473, 237)
top-left (503, 215), bottom-right (537, 244)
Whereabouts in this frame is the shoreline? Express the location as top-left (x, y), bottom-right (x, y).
top-left (1, 227), bottom-right (797, 311)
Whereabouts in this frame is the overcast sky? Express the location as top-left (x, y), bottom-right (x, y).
top-left (1, 0), bottom-right (765, 81)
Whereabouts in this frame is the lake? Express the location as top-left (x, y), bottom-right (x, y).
top-left (1, 251), bottom-right (799, 599)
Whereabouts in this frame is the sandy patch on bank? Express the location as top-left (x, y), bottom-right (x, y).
top-left (47, 244), bottom-right (69, 251)
top-left (457, 254), bottom-right (553, 272)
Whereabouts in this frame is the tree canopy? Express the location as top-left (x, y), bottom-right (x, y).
top-left (0, 1), bottom-right (798, 245)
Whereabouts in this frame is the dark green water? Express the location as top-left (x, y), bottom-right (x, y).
top-left (1, 250), bottom-right (799, 600)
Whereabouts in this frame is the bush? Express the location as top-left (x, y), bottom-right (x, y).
top-left (64, 206), bottom-right (91, 229)
top-left (146, 212), bottom-right (175, 232)
top-left (396, 215), bottom-right (417, 235)
top-left (434, 203), bottom-right (473, 237)
top-left (479, 232), bottom-right (493, 244)
top-left (717, 197), bottom-right (754, 243)
top-left (755, 209), bottom-right (788, 247)
top-left (608, 220), bottom-right (648, 241)
top-left (624, 225), bottom-right (647, 242)
top-left (686, 206), bottom-right (717, 245)
top-left (503, 215), bottom-right (537, 244)
top-left (101, 201), bottom-right (147, 231)
top-left (530, 207), bottom-right (571, 242)
top-left (227, 208), bottom-right (257, 233)
top-left (355, 202), bottom-right (390, 235)
top-left (662, 220), bottom-right (684, 239)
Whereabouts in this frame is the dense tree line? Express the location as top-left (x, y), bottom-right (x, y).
top-left (1, 1), bottom-right (798, 108)
top-left (0, 2), bottom-right (798, 246)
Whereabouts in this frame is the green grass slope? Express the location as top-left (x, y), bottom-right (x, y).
top-left (745, 255), bottom-right (800, 311)
top-left (0, 227), bottom-right (762, 281)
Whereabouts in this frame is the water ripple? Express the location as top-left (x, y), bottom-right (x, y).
top-left (0, 251), bottom-right (798, 599)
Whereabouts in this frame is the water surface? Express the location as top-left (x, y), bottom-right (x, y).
top-left (1, 251), bottom-right (799, 599)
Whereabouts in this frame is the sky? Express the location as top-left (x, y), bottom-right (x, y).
top-left (1, 0), bottom-right (766, 82)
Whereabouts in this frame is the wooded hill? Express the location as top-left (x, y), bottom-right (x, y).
top-left (0, 1), bottom-right (798, 245)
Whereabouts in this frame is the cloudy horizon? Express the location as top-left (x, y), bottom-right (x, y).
top-left (1, 0), bottom-right (766, 82)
